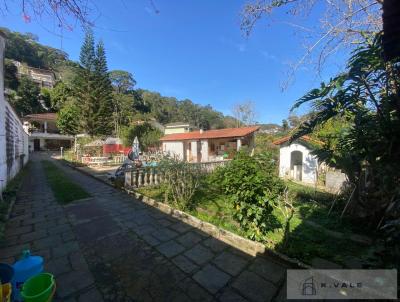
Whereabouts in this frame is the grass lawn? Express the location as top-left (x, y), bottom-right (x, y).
top-left (42, 160), bottom-right (91, 204)
top-left (138, 179), bottom-right (376, 266)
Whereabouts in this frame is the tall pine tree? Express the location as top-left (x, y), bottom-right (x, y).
top-left (79, 29), bottom-right (95, 71)
top-left (74, 30), bottom-right (113, 136)
top-left (93, 40), bottom-right (113, 135)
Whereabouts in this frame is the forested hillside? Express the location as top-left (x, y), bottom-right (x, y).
top-left (2, 27), bottom-right (236, 144)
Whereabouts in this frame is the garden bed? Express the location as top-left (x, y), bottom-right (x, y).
top-left (137, 180), bottom-right (377, 267)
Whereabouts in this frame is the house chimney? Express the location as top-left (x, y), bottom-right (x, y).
top-left (200, 128), bottom-right (204, 134)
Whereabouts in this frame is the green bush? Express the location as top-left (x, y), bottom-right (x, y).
top-left (159, 157), bottom-right (203, 210)
top-left (210, 151), bottom-right (284, 241)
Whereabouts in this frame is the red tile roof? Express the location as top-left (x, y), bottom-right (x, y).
top-left (23, 113), bottom-right (57, 121)
top-left (273, 135), bottom-right (323, 145)
top-left (160, 126), bottom-right (260, 141)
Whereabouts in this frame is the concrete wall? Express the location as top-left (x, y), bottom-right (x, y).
top-left (0, 33), bottom-right (29, 191)
top-left (326, 170), bottom-right (347, 192)
top-left (278, 142), bottom-right (318, 184)
top-left (162, 141), bottom-right (184, 159)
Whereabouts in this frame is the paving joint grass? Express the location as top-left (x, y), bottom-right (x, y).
top-left (42, 160), bottom-right (91, 204)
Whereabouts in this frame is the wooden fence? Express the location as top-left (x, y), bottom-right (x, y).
top-left (124, 160), bottom-right (230, 188)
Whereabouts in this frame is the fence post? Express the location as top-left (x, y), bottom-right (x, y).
top-left (125, 170), bottom-right (132, 188)
top-left (138, 169), bottom-right (143, 187)
top-left (149, 168), bottom-right (154, 186)
top-left (133, 169), bottom-right (138, 187)
top-left (143, 169), bottom-right (149, 186)
top-left (154, 169), bottom-right (159, 186)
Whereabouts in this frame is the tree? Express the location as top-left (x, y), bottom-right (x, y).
top-left (232, 101), bottom-right (257, 127)
top-left (50, 82), bottom-right (72, 110)
top-left (291, 34), bottom-right (400, 224)
top-left (120, 123), bottom-right (162, 151)
top-left (282, 119), bottom-right (289, 132)
top-left (241, 0), bottom-right (383, 82)
top-left (2, 27), bottom-right (68, 69)
top-left (39, 88), bottom-right (52, 110)
top-left (12, 76), bottom-right (41, 116)
top-left (74, 31), bottom-right (113, 136)
top-left (57, 102), bottom-right (80, 135)
top-left (79, 29), bottom-right (96, 71)
top-left (109, 70), bottom-right (136, 93)
top-left (93, 40), bottom-right (114, 135)
top-left (4, 59), bottom-right (19, 90)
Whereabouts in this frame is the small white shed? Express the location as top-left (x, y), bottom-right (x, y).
top-left (273, 136), bottom-right (322, 185)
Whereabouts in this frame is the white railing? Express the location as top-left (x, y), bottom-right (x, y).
top-left (124, 160), bottom-right (230, 188)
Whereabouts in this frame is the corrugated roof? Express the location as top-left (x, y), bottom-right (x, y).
top-left (273, 135), bottom-right (323, 145)
top-left (160, 126), bottom-right (260, 141)
top-left (23, 113), bottom-right (57, 121)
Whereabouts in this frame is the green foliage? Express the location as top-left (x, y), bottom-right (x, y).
top-left (120, 123), bottom-right (162, 150)
top-left (79, 29), bottom-right (96, 71)
top-left (40, 87), bottom-right (52, 110)
top-left (282, 119), bottom-right (289, 132)
top-left (291, 34), bottom-right (400, 223)
top-left (210, 151), bottom-right (284, 241)
top-left (73, 31), bottom-right (114, 136)
top-left (159, 157), bottom-right (203, 210)
top-left (49, 82), bottom-right (72, 110)
top-left (4, 59), bottom-right (19, 90)
top-left (137, 89), bottom-right (226, 129)
top-left (12, 76), bottom-right (41, 116)
top-left (254, 133), bottom-right (279, 158)
top-left (1, 27), bottom-right (67, 69)
top-left (109, 70), bottom-right (136, 93)
top-left (57, 102), bottom-right (80, 135)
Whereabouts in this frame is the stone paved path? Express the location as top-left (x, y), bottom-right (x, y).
top-left (0, 153), bottom-right (289, 301)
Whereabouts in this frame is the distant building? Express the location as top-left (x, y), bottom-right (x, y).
top-left (273, 135), bottom-right (321, 185)
top-left (160, 126), bottom-right (260, 162)
top-left (11, 60), bottom-right (55, 88)
top-left (164, 122), bottom-right (193, 135)
top-left (0, 32), bottom-right (29, 190)
top-left (22, 113), bottom-right (73, 151)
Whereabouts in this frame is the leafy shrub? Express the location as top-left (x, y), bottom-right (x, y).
top-left (159, 156), bottom-right (203, 210)
top-left (210, 151), bottom-right (284, 241)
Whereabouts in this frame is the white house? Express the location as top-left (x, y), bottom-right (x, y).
top-left (164, 122), bottom-right (193, 135)
top-left (273, 135), bottom-right (322, 185)
top-left (160, 126), bottom-right (260, 162)
top-left (22, 113), bottom-right (74, 151)
top-left (0, 31), bottom-right (29, 190)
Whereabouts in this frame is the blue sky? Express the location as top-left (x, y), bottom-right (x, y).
top-left (1, 0), bottom-right (348, 124)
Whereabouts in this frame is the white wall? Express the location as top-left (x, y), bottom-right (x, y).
top-left (163, 141), bottom-right (184, 159)
top-left (278, 142), bottom-right (318, 184)
top-left (0, 33), bottom-right (6, 191)
top-left (200, 140), bottom-right (208, 162)
top-left (0, 33), bottom-right (29, 191)
top-left (190, 141), bottom-right (197, 162)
